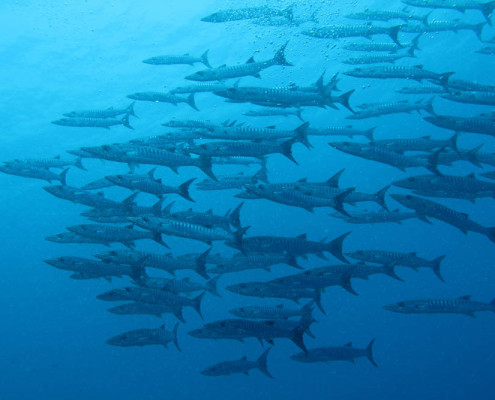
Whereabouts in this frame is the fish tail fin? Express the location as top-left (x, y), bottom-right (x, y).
top-left (195, 248), bottom-right (212, 279)
top-left (431, 255), bottom-right (446, 282)
top-left (480, 2), bottom-right (495, 25)
top-left (336, 89), bottom-right (355, 113)
top-left (473, 22), bottom-right (486, 40)
top-left (229, 202), bottom-right (244, 230)
top-left (273, 41), bottom-right (292, 66)
top-left (187, 93), bottom-right (199, 111)
top-left (178, 178), bottom-right (196, 202)
top-left (206, 275), bottom-right (221, 297)
top-left (312, 289), bottom-right (325, 314)
top-left (388, 25), bottom-right (402, 46)
top-left (254, 165), bottom-right (269, 184)
top-left (121, 114), bottom-right (133, 129)
top-left (192, 292), bottom-right (205, 319)
top-left (280, 139), bottom-right (298, 165)
top-left (153, 231), bottom-right (169, 248)
top-left (309, 9), bottom-right (319, 23)
top-left (366, 338), bottom-right (378, 367)
top-left (485, 227), bottom-right (495, 244)
top-left (74, 157), bottom-right (87, 171)
top-left (425, 96), bottom-right (436, 115)
top-left (327, 231), bottom-right (351, 264)
top-left (201, 50), bottom-right (211, 68)
top-left (283, 5), bottom-right (294, 21)
top-left (427, 147), bottom-right (443, 176)
top-left (411, 33), bottom-right (422, 52)
top-left (365, 127), bottom-right (376, 141)
top-left (172, 323), bottom-right (182, 352)
top-left (256, 348), bottom-right (273, 378)
top-left (375, 185), bottom-right (390, 211)
top-left (126, 101), bottom-right (137, 118)
top-left (290, 325), bottom-right (308, 353)
top-left (198, 155), bottom-right (217, 181)
top-left (407, 45), bottom-right (416, 57)
top-left (287, 255), bottom-right (303, 270)
top-left (130, 263), bottom-right (148, 282)
top-left (233, 226), bottom-right (250, 254)
top-left (294, 121), bottom-right (311, 149)
top-left (450, 132), bottom-right (460, 154)
top-left (438, 72), bottom-right (454, 91)
top-left (333, 188), bottom-right (353, 217)
top-left (420, 12), bottom-right (430, 26)
top-left (340, 267), bottom-right (358, 296)
top-left (174, 308), bottom-right (186, 323)
top-left (491, 298), bottom-right (495, 312)
top-left (301, 301), bottom-right (315, 318)
top-left (60, 168), bottom-right (69, 186)
top-left (383, 262), bottom-right (403, 282)
top-left (466, 145), bottom-right (483, 168)
top-left (296, 108), bottom-right (304, 121)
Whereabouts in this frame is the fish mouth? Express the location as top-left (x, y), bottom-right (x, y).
top-left (382, 304), bottom-right (399, 312)
top-left (44, 258), bottom-right (60, 267)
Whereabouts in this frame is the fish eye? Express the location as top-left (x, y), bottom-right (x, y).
top-left (407, 177), bottom-right (415, 182)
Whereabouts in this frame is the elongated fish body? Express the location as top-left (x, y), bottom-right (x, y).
top-left (196, 169), bottom-right (268, 191)
top-left (43, 185), bottom-right (131, 209)
top-left (402, 0), bottom-right (495, 23)
top-left (481, 171), bottom-right (495, 180)
top-left (291, 339), bottom-right (377, 367)
top-left (135, 274), bottom-right (220, 296)
top-left (63, 102), bottom-right (136, 118)
top-left (345, 9), bottom-right (427, 23)
top-left (163, 119), bottom-right (220, 130)
top-left (212, 156), bottom-right (265, 166)
top-left (45, 232), bottom-right (106, 244)
top-left (186, 42), bottom-right (291, 81)
top-left (0, 165), bottom-right (68, 185)
top-left (373, 134), bottom-right (457, 153)
top-left (127, 92), bottom-right (198, 110)
top-left (201, 348), bottom-right (272, 378)
top-left (108, 302), bottom-right (181, 319)
top-left (189, 140), bottom-right (298, 164)
top-left (402, 21), bottom-right (485, 39)
top-left (344, 65), bottom-right (453, 87)
top-left (343, 52), bottom-right (414, 65)
top-left (444, 78), bottom-right (495, 92)
top-left (243, 108), bottom-right (303, 120)
top-left (347, 99), bottom-right (434, 119)
top-left (97, 287), bottom-right (204, 318)
top-left (201, 6), bottom-right (292, 23)
top-left (442, 91), bottom-right (495, 106)
top-left (107, 324), bottom-right (180, 351)
top-left (44, 256), bottom-right (135, 280)
top-left (329, 142), bottom-right (434, 172)
top-left (5, 157), bottom-right (85, 171)
top-left (229, 302), bottom-right (313, 320)
top-left (67, 224), bottom-right (166, 248)
top-left (393, 173), bottom-right (495, 200)
top-left (143, 51), bottom-right (210, 67)
top-left (384, 296), bottom-right (495, 316)
top-left (346, 249), bottom-right (445, 280)
top-left (52, 115), bottom-right (132, 129)
top-left (343, 42), bottom-right (404, 53)
top-left (302, 24), bottom-right (401, 45)
top-left (308, 126), bottom-right (375, 140)
top-left (477, 46), bottom-right (495, 54)
top-left (210, 253), bottom-right (300, 274)
top-left (232, 232), bottom-right (350, 264)
top-left (391, 194), bottom-right (495, 242)
top-left (333, 209), bottom-right (420, 225)
top-left (82, 178), bottom-right (114, 190)
top-left (129, 216), bottom-right (246, 247)
top-left (169, 203), bottom-right (243, 232)
top-left (169, 82), bottom-right (227, 94)
top-left (396, 85), bottom-right (447, 94)
top-left (424, 115), bottom-right (495, 137)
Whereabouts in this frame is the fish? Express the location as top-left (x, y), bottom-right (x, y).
top-left (201, 348), bottom-right (273, 378)
top-left (135, 275), bottom-right (221, 297)
top-left (108, 302), bottom-right (185, 320)
top-left (0, 165), bottom-right (69, 185)
top-left (52, 115), bottom-right (133, 129)
top-left (81, 178), bottom-right (115, 190)
top-left (127, 92), bottom-right (198, 110)
top-left (229, 232), bottom-right (351, 264)
top-left (143, 50), bottom-right (211, 67)
top-left (229, 302), bottom-right (314, 321)
top-left (196, 168), bottom-right (268, 191)
top-left (346, 98), bottom-right (435, 119)
top-left (209, 253), bottom-right (301, 274)
top-left (185, 42), bottom-right (292, 81)
top-left (105, 169), bottom-right (196, 202)
top-left (476, 46), bottom-right (495, 54)
top-left (107, 324), bottom-right (181, 351)
top-left (66, 224), bottom-right (168, 248)
top-left (342, 48), bottom-right (415, 65)
top-left (331, 209), bottom-right (422, 225)
top-left (302, 24), bottom-right (402, 45)
top-left (308, 126), bottom-right (375, 140)
top-left (63, 102), bottom-right (137, 119)
top-left (4, 156), bottom-right (86, 171)
top-left (243, 108), bottom-right (304, 120)
top-left (424, 114), bottom-right (495, 137)
top-left (373, 133), bottom-right (458, 153)
top-left (402, 20), bottom-right (485, 40)
top-left (169, 82), bottom-right (228, 94)
top-left (391, 194), bottom-right (495, 243)
top-left (346, 250), bottom-right (445, 281)
top-left (291, 339), bottom-right (377, 367)
top-left (342, 33), bottom-right (422, 53)
top-left (401, 0), bottom-right (495, 25)
top-left (383, 296), bottom-right (495, 316)
top-left (201, 6), bottom-right (293, 23)
top-left (396, 85), bottom-right (448, 94)
top-left (441, 91), bottom-right (495, 106)
top-left (345, 8), bottom-right (429, 24)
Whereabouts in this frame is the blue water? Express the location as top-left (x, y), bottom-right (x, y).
top-left (1, 0), bottom-right (494, 399)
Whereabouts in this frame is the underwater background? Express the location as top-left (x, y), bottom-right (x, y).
top-left (1, 0), bottom-right (494, 399)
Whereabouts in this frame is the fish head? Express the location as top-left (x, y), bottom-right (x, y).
top-left (213, 88), bottom-right (236, 98)
top-left (188, 328), bottom-right (215, 338)
top-left (44, 258), bottom-right (66, 268)
top-left (96, 288), bottom-right (129, 301)
top-left (185, 69), bottom-right (211, 81)
top-left (382, 301), bottom-right (411, 313)
top-left (392, 176), bottom-right (426, 189)
top-left (390, 194), bottom-right (415, 208)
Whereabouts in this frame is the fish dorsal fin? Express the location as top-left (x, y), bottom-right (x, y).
top-left (296, 233), bottom-right (307, 239)
top-left (125, 224), bottom-right (134, 230)
top-left (414, 65), bottom-right (423, 69)
top-left (266, 125), bottom-right (276, 129)
top-left (219, 64), bottom-right (227, 68)
top-left (327, 168), bottom-right (345, 187)
top-left (55, 155), bottom-right (61, 159)
top-left (345, 342), bottom-right (352, 347)
top-left (458, 295), bottom-right (471, 300)
top-left (206, 209), bottom-right (213, 214)
top-left (409, 252), bottom-right (417, 256)
top-left (148, 168), bottom-right (156, 178)
top-left (246, 56), bottom-right (255, 64)
top-left (421, 136), bottom-right (431, 139)
top-left (97, 191), bottom-right (104, 197)
top-left (297, 178), bottom-right (307, 182)
top-left (107, 106), bottom-right (114, 110)
top-left (276, 304), bottom-right (283, 308)
top-left (241, 356), bottom-right (247, 360)
top-left (160, 324), bottom-right (165, 329)
top-left (157, 178), bottom-right (162, 183)
top-left (183, 277), bottom-right (191, 282)
top-left (467, 173), bottom-right (475, 179)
